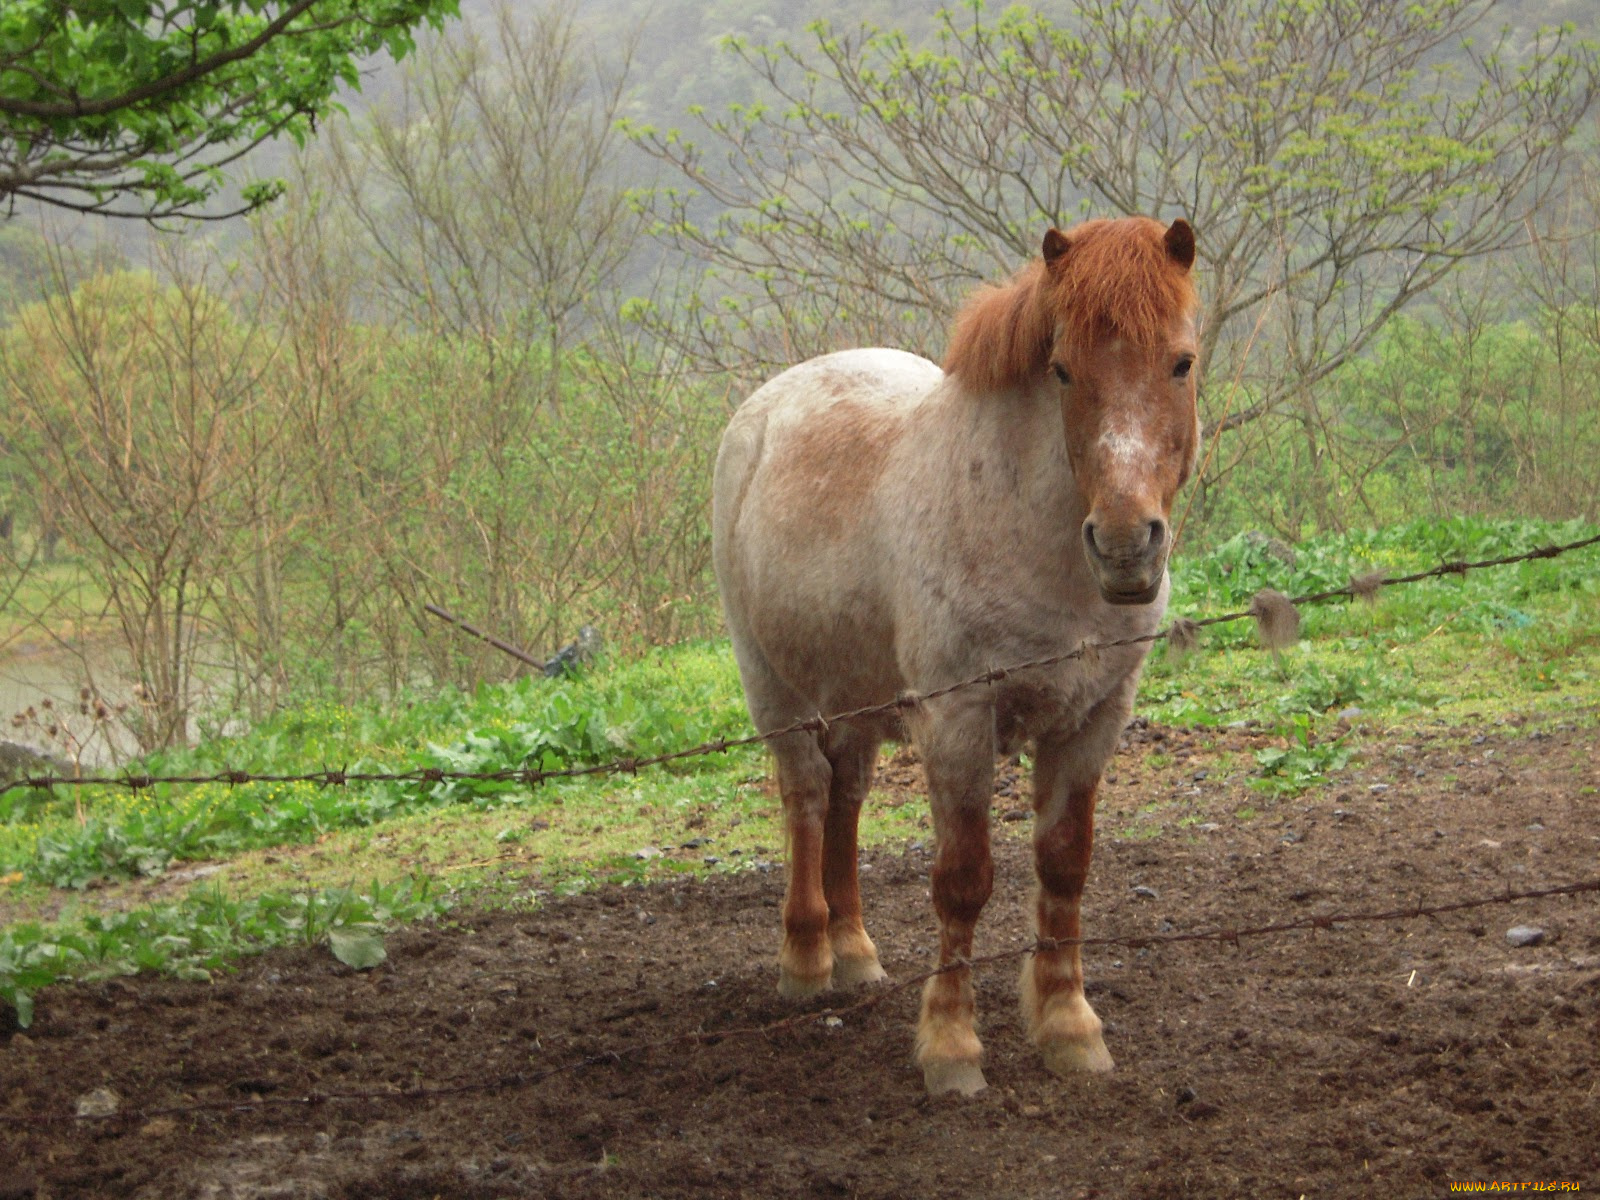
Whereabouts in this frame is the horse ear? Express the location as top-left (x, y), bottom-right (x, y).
top-left (1042, 227), bottom-right (1071, 265)
top-left (1164, 219), bottom-right (1196, 270)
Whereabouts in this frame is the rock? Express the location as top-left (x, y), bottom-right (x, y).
top-left (1196, 822), bottom-right (1221, 833)
top-left (74, 1087), bottom-right (120, 1118)
top-left (633, 846), bottom-right (662, 860)
top-left (0, 740), bottom-right (69, 788)
top-left (1241, 529), bottom-right (1297, 567)
top-left (1505, 925), bottom-right (1546, 948)
top-left (1175, 1086), bottom-right (1197, 1105)
top-left (1337, 706), bottom-right (1364, 721)
top-left (1131, 885), bottom-right (1159, 900)
top-left (542, 626), bottom-right (603, 678)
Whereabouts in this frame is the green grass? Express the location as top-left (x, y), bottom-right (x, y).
top-left (2, 515), bottom-right (1597, 1027)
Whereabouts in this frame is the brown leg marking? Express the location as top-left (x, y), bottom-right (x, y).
top-left (913, 714), bottom-right (996, 1095)
top-left (822, 730), bottom-right (886, 987)
top-left (1024, 745), bottom-right (1113, 1074)
top-left (775, 736), bottom-right (832, 996)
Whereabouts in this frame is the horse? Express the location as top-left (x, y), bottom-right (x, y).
top-left (712, 215), bottom-right (1200, 1095)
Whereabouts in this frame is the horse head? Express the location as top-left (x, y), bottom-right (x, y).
top-left (1039, 217), bottom-right (1200, 605)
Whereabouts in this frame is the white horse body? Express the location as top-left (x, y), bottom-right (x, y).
top-left (715, 346), bottom-right (1165, 753)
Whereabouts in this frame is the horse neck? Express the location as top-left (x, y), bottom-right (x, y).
top-left (934, 375), bottom-right (1090, 555)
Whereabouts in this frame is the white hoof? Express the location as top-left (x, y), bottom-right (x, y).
top-left (1040, 1033), bottom-right (1115, 1076)
top-left (923, 1059), bottom-right (988, 1096)
top-left (831, 956), bottom-right (888, 988)
top-left (778, 968), bottom-right (831, 998)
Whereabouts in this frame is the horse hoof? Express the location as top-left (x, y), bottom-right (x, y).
top-left (831, 956), bottom-right (888, 988)
top-left (777, 969), bottom-right (831, 998)
top-left (1041, 1035), bottom-right (1115, 1076)
top-left (923, 1060), bottom-right (988, 1096)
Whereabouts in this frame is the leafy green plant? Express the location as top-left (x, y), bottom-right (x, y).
top-left (1251, 715), bottom-right (1354, 797)
top-left (0, 876), bottom-right (447, 1029)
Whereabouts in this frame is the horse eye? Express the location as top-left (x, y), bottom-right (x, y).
top-left (1173, 357), bottom-right (1194, 380)
top-left (1053, 364), bottom-right (1071, 386)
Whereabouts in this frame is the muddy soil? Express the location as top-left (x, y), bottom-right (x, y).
top-left (3, 719), bottom-right (1598, 1199)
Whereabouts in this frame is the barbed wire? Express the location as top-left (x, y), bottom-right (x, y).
top-left (4, 528), bottom-right (1596, 800)
top-left (4, 875), bottom-right (1594, 1129)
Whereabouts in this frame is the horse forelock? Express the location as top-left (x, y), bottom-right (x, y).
top-left (942, 218), bottom-right (1197, 393)
top-left (1047, 218), bottom-right (1197, 358)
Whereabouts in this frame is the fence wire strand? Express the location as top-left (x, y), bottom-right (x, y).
top-left (3, 876), bottom-right (1595, 1129)
top-left (5, 529), bottom-right (1598, 800)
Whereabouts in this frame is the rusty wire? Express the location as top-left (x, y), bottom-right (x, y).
top-left (3, 528), bottom-right (1597, 800)
top-left (3, 876), bottom-right (1594, 1129)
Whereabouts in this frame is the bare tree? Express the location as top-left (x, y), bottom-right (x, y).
top-left (1, 257), bottom-right (273, 748)
top-left (631, 0), bottom-right (1598, 425)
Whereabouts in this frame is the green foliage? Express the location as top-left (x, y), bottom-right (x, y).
top-left (1250, 714), bottom-right (1354, 798)
top-left (0, 643), bottom-right (752, 887)
top-left (0, 0), bottom-right (460, 217)
top-left (0, 876), bottom-right (446, 1028)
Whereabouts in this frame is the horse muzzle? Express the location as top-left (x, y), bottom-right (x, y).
top-left (1082, 515), bottom-right (1168, 606)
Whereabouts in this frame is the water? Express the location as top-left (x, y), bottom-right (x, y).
top-left (0, 640), bottom-right (140, 768)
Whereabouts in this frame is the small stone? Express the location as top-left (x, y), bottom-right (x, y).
top-left (75, 1087), bottom-right (120, 1118)
top-left (821, 1016), bottom-right (844, 1029)
top-left (1175, 1086), bottom-right (1197, 1105)
top-left (1337, 706), bottom-right (1364, 721)
top-left (1131, 885), bottom-right (1159, 900)
top-left (1505, 925), bottom-right (1546, 948)
top-left (1368, 784), bottom-right (1390, 794)
top-left (633, 846), bottom-right (662, 860)
top-left (1196, 822), bottom-right (1221, 833)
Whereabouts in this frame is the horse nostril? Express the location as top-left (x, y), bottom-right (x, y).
top-left (1148, 519), bottom-right (1167, 549)
top-left (1082, 521), bottom-right (1101, 558)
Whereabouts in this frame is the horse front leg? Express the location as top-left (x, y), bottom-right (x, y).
top-left (911, 700), bottom-right (995, 1095)
top-left (1024, 733), bottom-right (1114, 1074)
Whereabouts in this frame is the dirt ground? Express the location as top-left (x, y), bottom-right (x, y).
top-left (3, 716), bottom-right (1598, 1199)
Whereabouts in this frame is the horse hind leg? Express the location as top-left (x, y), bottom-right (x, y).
top-left (769, 728), bottom-right (835, 997)
top-left (821, 725), bottom-right (886, 988)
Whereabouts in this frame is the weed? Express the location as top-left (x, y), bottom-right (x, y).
top-left (1251, 715), bottom-right (1355, 796)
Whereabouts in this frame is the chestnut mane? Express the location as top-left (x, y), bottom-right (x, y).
top-left (943, 217), bottom-right (1198, 393)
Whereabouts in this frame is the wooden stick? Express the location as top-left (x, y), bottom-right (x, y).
top-left (423, 603), bottom-right (545, 669)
